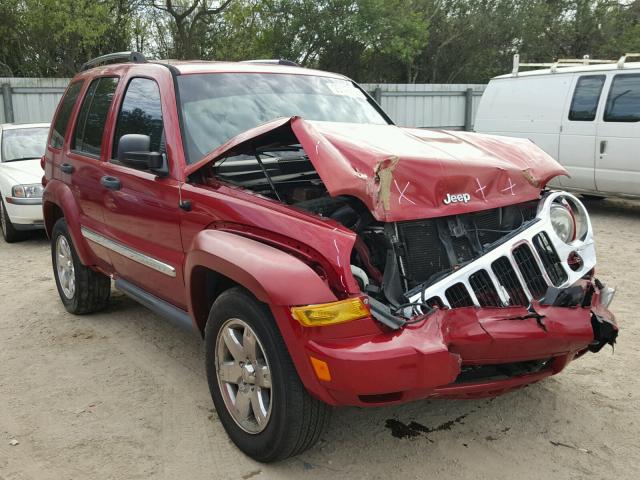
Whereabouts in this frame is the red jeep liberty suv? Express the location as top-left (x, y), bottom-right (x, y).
top-left (42, 52), bottom-right (618, 462)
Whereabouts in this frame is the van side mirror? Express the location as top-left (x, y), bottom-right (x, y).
top-left (117, 134), bottom-right (167, 176)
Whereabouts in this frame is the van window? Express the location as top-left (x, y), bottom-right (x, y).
top-left (112, 78), bottom-right (164, 162)
top-left (73, 77), bottom-right (119, 156)
top-left (568, 75), bottom-right (605, 121)
top-left (604, 74), bottom-right (640, 122)
top-left (49, 81), bottom-right (83, 149)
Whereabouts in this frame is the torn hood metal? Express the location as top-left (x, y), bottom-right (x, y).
top-left (186, 116), bottom-right (567, 222)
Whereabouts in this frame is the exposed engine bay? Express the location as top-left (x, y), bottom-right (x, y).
top-left (203, 146), bottom-right (552, 311)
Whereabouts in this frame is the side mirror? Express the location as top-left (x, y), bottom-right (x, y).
top-left (117, 134), bottom-right (167, 176)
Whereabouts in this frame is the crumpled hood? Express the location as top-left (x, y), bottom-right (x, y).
top-left (0, 159), bottom-right (43, 187)
top-left (187, 117), bottom-right (567, 222)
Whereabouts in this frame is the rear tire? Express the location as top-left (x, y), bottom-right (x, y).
top-left (51, 218), bottom-right (111, 314)
top-left (0, 200), bottom-right (25, 243)
top-left (204, 287), bottom-right (331, 462)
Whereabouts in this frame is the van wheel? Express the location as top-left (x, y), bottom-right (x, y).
top-left (205, 287), bottom-right (331, 462)
top-left (51, 218), bottom-right (111, 314)
top-left (0, 200), bottom-right (25, 243)
top-left (581, 194), bottom-right (606, 201)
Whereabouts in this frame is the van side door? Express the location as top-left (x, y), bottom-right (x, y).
top-left (595, 73), bottom-right (640, 195)
top-left (558, 74), bottom-right (605, 192)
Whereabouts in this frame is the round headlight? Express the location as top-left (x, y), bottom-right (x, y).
top-left (550, 203), bottom-right (576, 243)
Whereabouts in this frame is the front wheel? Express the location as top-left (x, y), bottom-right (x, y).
top-left (51, 218), bottom-right (111, 314)
top-left (205, 287), bottom-right (331, 462)
top-left (0, 200), bottom-right (25, 243)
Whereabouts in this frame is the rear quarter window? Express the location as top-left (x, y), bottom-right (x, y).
top-left (604, 74), bottom-right (640, 122)
top-left (49, 81), bottom-right (83, 149)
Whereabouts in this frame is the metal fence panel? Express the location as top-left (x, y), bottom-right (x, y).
top-left (0, 77), bottom-right (70, 124)
top-left (1, 78), bottom-right (486, 130)
top-left (361, 83), bottom-right (486, 129)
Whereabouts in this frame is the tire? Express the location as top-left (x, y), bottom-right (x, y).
top-left (204, 287), bottom-right (331, 462)
top-left (51, 218), bottom-right (111, 314)
top-left (0, 200), bottom-right (25, 243)
top-left (581, 194), bottom-right (606, 201)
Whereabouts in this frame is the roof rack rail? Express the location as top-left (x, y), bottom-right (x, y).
top-left (81, 51), bottom-right (147, 72)
top-left (240, 59), bottom-right (300, 67)
top-left (512, 53), bottom-right (618, 76)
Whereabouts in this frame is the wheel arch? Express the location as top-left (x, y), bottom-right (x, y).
top-left (42, 180), bottom-right (94, 266)
top-left (185, 229), bottom-right (337, 334)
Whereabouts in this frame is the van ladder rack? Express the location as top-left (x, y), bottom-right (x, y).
top-left (512, 53), bottom-right (619, 76)
top-left (81, 51), bottom-right (147, 72)
top-left (617, 53), bottom-right (640, 69)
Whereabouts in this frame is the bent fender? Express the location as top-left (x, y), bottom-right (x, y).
top-left (185, 229), bottom-right (337, 322)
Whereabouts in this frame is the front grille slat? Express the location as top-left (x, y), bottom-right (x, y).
top-left (533, 232), bottom-right (568, 286)
top-left (513, 244), bottom-right (548, 298)
top-left (445, 283), bottom-right (474, 308)
top-left (469, 269), bottom-right (502, 307)
top-left (491, 257), bottom-right (529, 306)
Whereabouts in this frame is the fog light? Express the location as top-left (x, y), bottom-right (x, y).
top-left (567, 251), bottom-right (583, 271)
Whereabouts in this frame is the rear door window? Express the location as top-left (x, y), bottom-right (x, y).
top-left (73, 77), bottom-right (119, 156)
top-left (49, 81), bottom-right (83, 148)
top-left (568, 75), bottom-right (605, 121)
top-left (112, 77), bottom-right (164, 163)
top-left (604, 74), bottom-right (640, 122)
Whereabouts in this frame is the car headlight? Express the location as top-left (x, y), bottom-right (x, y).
top-left (550, 203), bottom-right (576, 243)
top-left (12, 184), bottom-right (44, 198)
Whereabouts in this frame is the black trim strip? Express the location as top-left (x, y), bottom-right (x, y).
top-left (114, 278), bottom-right (195, 333)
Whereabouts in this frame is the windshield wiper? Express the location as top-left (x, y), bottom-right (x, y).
top-left (4, 156), bottom-right (40, 162)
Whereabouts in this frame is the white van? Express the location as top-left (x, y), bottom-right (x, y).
top-left (475, 54), bottom-right (640, 198)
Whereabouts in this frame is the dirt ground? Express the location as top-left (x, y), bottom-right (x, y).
top-left (0, 198), bottom-right (639, 480)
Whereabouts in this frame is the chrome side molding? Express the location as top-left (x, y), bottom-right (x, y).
top-left (80, 226), bottom-right (177, 277)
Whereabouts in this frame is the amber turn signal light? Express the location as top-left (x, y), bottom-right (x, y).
top-left (291, 297), bottom-right (370, 327)
top-left (309, 356), bottom-right (332, 382)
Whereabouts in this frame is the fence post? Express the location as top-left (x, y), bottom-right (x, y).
top-left (1, 83), bottom-right (14, 123)
top-left (464, 88), bottom-right (473, 131)
top-left (373, 87), bottom-right (382, 104)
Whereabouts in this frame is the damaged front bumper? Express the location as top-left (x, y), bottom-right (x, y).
top-left (303, 278), bottom-right (617, 407)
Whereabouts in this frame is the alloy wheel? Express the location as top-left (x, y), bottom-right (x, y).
top-left (56, 235), bottom-right (76, 299)
top-left (215, 318), bottom-right (273, 434)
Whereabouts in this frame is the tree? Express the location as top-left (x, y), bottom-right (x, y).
top-left (149, 0), bottom-right (233, 58)
top-left (0, 0), bottom-right (141, 77)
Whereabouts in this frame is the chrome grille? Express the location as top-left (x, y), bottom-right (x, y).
top-left (407, 192), bottom-right (597, 312)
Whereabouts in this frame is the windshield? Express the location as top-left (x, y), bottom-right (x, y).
top-left (1, 127), bottom-right (49, 162)
top-left (177, 73), bottom-right (389, 163)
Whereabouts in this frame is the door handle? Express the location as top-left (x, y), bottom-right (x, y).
top-left (59, 163), bottom-right (74, 174)
top-left (100, 175), bottom-right (121, 191)
top-left (600, 140), bottom-right (607, 155)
